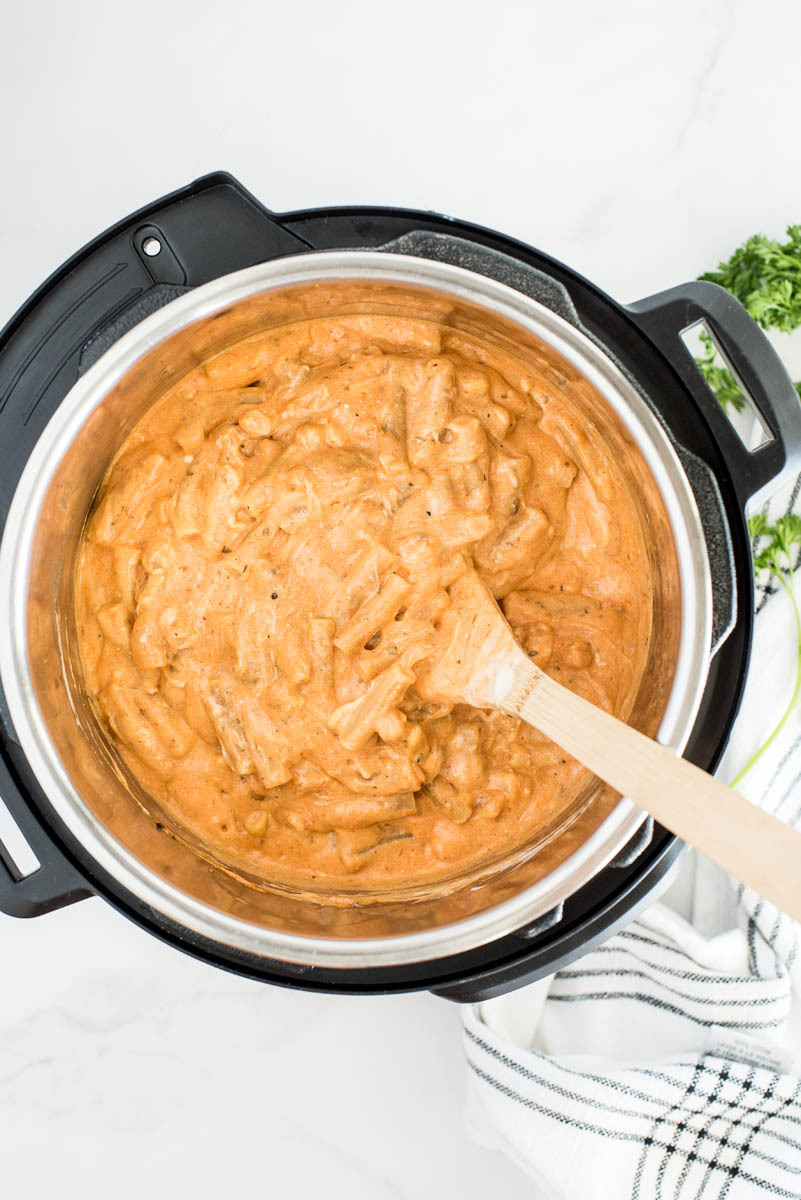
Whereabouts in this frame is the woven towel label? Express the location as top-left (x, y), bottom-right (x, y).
top-left (704, 1025), bottom-right (796, 1074)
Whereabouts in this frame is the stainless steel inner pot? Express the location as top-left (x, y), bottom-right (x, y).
top-left (0, 253), bottom-right (711, 967)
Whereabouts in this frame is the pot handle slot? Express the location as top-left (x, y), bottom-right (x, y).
top-left (0, 754), bottom-right (91, 918)
top-left (627, 281), bottom-right (801, 507)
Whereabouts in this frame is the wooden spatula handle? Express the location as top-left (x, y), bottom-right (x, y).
top-left (500, 657), bottom-right (801, 922)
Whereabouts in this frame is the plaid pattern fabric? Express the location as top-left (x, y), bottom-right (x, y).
top-left (465, 1019), bottom-right (801, 1198)
top-left (462, 473), bottom-right (801, 1198)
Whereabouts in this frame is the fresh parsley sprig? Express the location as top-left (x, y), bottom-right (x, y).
top-left (695, 225), bottom-right (801, 406)
top-left (694, 225), bottom-right (801, 784)
top-left (731, 515), bottom-right (801, 787)
top-left (700, 225), bottom-right (801, 333)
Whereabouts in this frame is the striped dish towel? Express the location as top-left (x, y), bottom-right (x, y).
top-left (462, 470), bottom-right (801, 1198)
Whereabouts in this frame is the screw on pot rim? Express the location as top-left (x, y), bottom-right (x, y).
top-left (0, 252), bottom-right (712, 968)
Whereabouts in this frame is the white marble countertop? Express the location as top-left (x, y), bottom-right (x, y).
top-left (3, 1), bottom-right (801, 1195)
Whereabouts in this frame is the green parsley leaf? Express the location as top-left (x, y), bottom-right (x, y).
top-left (705, 228), bottom-right (801, 785)
top-left (733, 514), bottom-right (801, 786)
top-left (774, 514), bottom-right (801, 554)
top-left (748, 512), bottom-right (771, 539)
top-left (748, 513), bottom-right (801, 579)
top-left (700, 225), bottom-right (801, 333)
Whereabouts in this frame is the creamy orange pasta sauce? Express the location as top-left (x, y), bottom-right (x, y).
top-left (75, 313), bottom-right (652, 891)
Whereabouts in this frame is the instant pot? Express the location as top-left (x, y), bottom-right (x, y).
top-left (0, 172), bottom-right (798, 1001)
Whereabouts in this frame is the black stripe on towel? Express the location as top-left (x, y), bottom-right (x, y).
top-left (573, 941), bottom-right (787, 991)
top-left (467, 1059), bottom-right (800, 1199)
top-left (466, 1027), bottom-right (799, 1173)
top-left (546, 990), bottom-right (784, 1029)
top-left (553, 967), bottom-right (785, 1008)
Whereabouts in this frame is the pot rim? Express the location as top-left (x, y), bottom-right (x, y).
top-left (0, 251), bottom-right (712, 967)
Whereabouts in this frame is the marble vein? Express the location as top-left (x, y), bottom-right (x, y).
top-left (672, 0), bottom-right (743, 153)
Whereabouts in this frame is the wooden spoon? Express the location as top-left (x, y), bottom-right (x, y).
top-left (418, 570), bottom-right (801, 922)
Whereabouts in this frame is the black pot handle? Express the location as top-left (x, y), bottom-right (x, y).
top-left (0, 172), bottom-right (312, 438)
top-left (627, 281), bottom-right (801, 506)
top-left (0, 752), bottom-right (91, 917)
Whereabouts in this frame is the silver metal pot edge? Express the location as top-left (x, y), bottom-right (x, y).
top-left (0, 251), bottom-right (712, 968)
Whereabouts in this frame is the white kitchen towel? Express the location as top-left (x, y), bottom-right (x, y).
top-left (462, 469), bottom-right (801, 1198)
